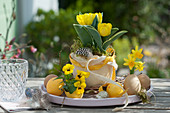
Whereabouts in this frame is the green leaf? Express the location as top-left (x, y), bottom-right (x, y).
top-left (69, 85), bottom-right (77, 94)
top-left (102, 30), bottom-right (127, 50)
top-left (70, 79), bottom-right (77, 84)
top-left (73, 24), bottom-right (93, 47)
top-left (85, 25), bottom-right (105, 52)
top-left (103, 28), bottom-right (119, 42)
top-left (91, 15), bottom-right (98, 29)
top-left (63, 85), bottom-right (69, 92)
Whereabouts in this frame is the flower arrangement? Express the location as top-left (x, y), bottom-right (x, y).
top-left (72, 12), bottom-right (127, 55)
top-left (69, 12), bottom-right (128, 87)
top-left (53, 64), bottom-right (90, 98)
top-left (44, 12), bottom-right (152, 111)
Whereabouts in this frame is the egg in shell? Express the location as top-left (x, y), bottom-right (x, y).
top-left (138, 73), bottom-right (151, 90)
top-left (46, 77), bottom-right (64, 96)
top-left (123, 74), bottom-right (141, 95)
top-left (99, 82), bottom-right (125, 98)
top-left (44, 74), bottom-right (57, 88)
top-left (106, 83), bottom-right (125, 98)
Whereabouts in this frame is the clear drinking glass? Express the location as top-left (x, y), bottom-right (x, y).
top-left (0, 59), bottom-right (28, 102)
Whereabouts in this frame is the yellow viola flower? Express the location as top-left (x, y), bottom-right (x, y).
top-left (81, 82), bottom-right (86, 88)
top-left (75, 74), bottom-right (85, 82)
top-left (75, 70), bottom-right (90, 82)
top-left (135, 61), bottom-right (145, 72)
top-left (131, 46), bottom-right (143, 59)
top-left (77, 70), bottom-right (90, 78)
top-left (98, 23), bottom-right (112, 37)
top-left (124, 54), bottom-right (136, 70)
top-left (74, 81), bottom-right (81, 87)
top-left (76, 13), bottom-right (102, 25)
top-left (81, 72), bottom-right (90, 78)
top-left (76, 87), bottom-right (85, 95)
top-left (74, 81), bottom-right (87, 88)
top-left (62, 64), bottom-right (74, 75)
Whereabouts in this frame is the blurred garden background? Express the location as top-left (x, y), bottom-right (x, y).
top-left (0, 0), bottom-right (170, 78)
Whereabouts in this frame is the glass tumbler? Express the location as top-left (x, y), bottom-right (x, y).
top-left (0, 59), bottom-right (28, 102)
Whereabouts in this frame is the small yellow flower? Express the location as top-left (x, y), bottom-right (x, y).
top-left (74, 81), bottom-right (87, 89)
top-left (81, 71), bottom-right (90, 78)
top-left (124, 54), bottom-right (136, 70)
top-left (131, 46), bottom-right (143, 59)
top-left (135, 61), bottom-right (145, 72)
top-left (98, 23), bottom-right (112, 37)
top-left (76, 87), bottom-right (85, 95)
top-left (76, 13), bottom-right (102, 25)
top-left (75, 74), bottom-right (86, 82)
top-left (74, 81), bottom-right (81, 87)
top-left (81, 82), bottom-right (86, 88)
top-left (75, 70), bottom-right (90, 82)
top-left (62, 64), bottom-right (74, 75)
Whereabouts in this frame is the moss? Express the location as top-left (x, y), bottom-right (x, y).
top-left (71, 39), bottom-right (83, 53)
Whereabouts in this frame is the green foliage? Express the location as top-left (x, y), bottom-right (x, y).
top-left (91, 15), bottom-right (99, 29)
top-left (73, 24), bottom-right (93, 46)
top-left (103, 28), bottom-right (119, 42)
top-left (146, 63), bottom-right (166, 78)
top-left (26, 8), bottom-right (78, 56)
top-left (71, 39), bottom-right (83, 53)
top-left (55, 73), bottom-right (77, 94)
top-left (85, 25), bottom-right (104, 52)
top-left (67, 0), bottom-right (170, 45)
top-left (26, 8), bottom-right (79, 76)
top-left (102, 30), bottom-right (127, 50)
top-left (73, 24), bottom-right (126, 54)
top-left (26, 0), bottom-right (170, 78)
top-left (112, 37), bottom-right (139, 68)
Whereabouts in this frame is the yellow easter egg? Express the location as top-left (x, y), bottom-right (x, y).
top-left (46, 77), bottom-right (64, 96)
top-left (99, 83), bottom-right (109, 92)
top-left (44, 74), bottom-right (58, 88)
top-left (106, 82), bottom-right (124, 98)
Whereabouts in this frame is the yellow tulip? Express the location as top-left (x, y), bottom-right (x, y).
top-left (76, 13), bottom-right (102, 25)
top-left (95, 13), bottom-right (102, 23)
top-left (98, 23), bottom-right (112, 37)
top-left (76, 14), bottom-right (86, 25)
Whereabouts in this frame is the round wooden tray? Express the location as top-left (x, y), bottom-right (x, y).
top-left (40, 84), bottom-right (153, 107)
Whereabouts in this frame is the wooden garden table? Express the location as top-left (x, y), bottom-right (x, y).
top-left (1, 78), bottom-right (170, 113)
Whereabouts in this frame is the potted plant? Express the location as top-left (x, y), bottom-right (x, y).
top-left (56, 64), bottom-right (90, 98)
top-left (70, 12), bottom-right (127, 87)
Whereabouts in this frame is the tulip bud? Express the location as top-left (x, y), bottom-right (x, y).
top-left (98, 23), bottom-right (112, 37)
